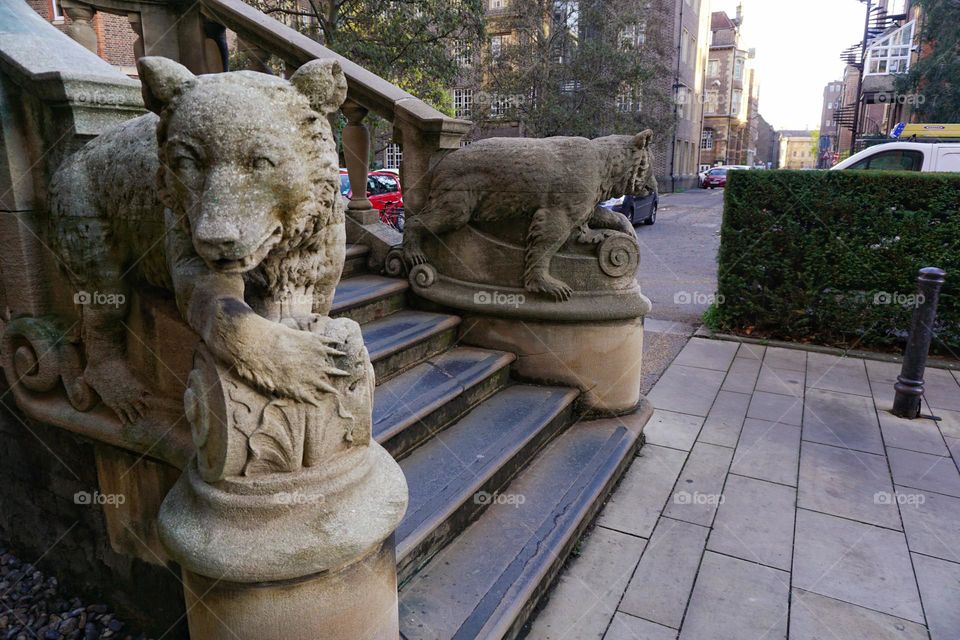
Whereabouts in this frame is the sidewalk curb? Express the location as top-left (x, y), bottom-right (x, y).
top-left (694, 326), bottom-right (960, 372)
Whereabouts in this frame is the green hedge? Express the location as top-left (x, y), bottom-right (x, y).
top-left (715, 170), bottom-right (960, 354)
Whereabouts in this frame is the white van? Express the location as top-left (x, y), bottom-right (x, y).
top-left (831, 142), bottom-right (960, 172)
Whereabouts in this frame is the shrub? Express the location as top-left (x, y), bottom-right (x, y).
top-left (715, 169), bottom-right (960, 354)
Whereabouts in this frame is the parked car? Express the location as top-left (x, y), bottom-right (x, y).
top-left (831, 142), bottom-right (960, 172)
top-left (600, 191), bottom-right (658, 226)
top-left (339, 169), bottom-right (403, 211)
top-left (701, 167), bottom-right (728, 188)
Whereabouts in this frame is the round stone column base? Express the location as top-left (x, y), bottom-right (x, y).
top-left (460, 315), bottom-right (645, 415)
top-left (181, 536), bottom-right (400, 640)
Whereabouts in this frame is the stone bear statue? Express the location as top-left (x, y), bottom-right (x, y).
top-left (48, 57), bottom-right (350, 423)
top-left (402, 131), bottom-right (657, 301)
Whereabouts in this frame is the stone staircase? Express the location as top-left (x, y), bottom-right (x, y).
top-left (332, 245), bottom-right (647, 640)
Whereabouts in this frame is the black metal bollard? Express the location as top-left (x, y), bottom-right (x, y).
top-left (892, 267), bottom-right (947, 419)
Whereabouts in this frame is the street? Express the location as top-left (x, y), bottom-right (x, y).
top-left (634, 188), bottom-right (724, 392)
top-left (636, 188), bottom-right (724, 326)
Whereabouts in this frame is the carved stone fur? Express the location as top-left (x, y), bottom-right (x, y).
top-left (402, 131), bottom-right (657, 301)
top-left (47, 57), bottom-right (349, 423)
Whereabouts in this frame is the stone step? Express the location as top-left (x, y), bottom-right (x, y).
top-left (395, 385), bottom-right (579, 585)
top-left (341, 243), bottom-right (370, 279)
top-left (361, 310), bottom-right (461, 382)
top-left (332, 274), bottom-right (408, 325)
top-left (373, 347), bottom-right (516, 459)
top-left (398, 412), bottom-right (648, 640)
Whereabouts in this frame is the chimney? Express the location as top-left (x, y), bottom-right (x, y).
top-left (736, 2), bottom-right (743, 24)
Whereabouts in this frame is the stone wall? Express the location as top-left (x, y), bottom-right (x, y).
top-left (0, 398), bottom-right (187, 639)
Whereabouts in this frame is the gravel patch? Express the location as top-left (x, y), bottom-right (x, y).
top-left (0, 547), bottom-right (150, 640)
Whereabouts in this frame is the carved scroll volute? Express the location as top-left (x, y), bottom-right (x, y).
top-left (183, 346), bottom-right (242, 483)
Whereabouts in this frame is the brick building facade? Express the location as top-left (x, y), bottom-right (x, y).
top-left (27, 0), bottom-right (138, 74)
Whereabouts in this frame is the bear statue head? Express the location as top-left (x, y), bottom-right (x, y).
top-left (138, 57), bottom-right (348, 273)
top-left (629, 129), bottom-right (658, 198)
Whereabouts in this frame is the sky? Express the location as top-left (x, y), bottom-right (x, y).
top-left (710, 0), bottom-right (869, 130)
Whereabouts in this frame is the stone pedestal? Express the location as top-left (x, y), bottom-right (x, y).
top-left (460, 315), bottom-right (645, 415)
top-left (180, 538), bottom-right (399, 640)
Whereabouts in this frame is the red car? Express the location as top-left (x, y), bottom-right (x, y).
top-left (701, 167), bottom-right (727, 188)
top-left (339, 169), bottom-right (403, 211)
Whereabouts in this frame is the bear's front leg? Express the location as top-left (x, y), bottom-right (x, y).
top-left (523, 208), bottom-right (575, 302)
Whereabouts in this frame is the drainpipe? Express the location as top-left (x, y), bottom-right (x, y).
top-left (669, 0), bottom-right (684, 193)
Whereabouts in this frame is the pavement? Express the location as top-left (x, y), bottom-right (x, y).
top-left (636, 188), bottom-right (724, 394)
top-left (529, 337), bottom-right (960, 640)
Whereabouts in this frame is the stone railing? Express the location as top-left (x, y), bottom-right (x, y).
top-left (56, 0), bottom-right (472, 267)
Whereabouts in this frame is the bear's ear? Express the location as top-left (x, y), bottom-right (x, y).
top-left (634, 129), bottom-right (654, 149)
top-left (138, 57), bottom-right (196, 115)
top-left (290, 59), bottom-right (348, 116)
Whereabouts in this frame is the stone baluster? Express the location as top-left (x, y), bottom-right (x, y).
top-left (128, 12), bottom-right (144, 62)
top-left (341, 99), bottom-right (379, 234)
top-left (61, 1), bottom-right (98, 54)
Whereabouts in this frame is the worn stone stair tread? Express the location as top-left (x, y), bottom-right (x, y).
top-left (341, 243), bottom-right (370, 278)
top-left (373, 347), bottom-right (516, 449)
top-left (395, 385), bottom-right (579, 580)
top-left (398, 412), bottom-right (648, 640)
top-left (331, 274), bottom-right (408, 314)
top-left (361, 309), bottom-right (461, 363)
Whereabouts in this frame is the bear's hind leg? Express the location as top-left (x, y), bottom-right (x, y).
top-left (403, 196), bottom-right (472, 266)
top-left (60, 219), bottom-right (149, 424)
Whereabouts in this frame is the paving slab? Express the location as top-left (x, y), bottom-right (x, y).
top-left (793, 509), bottom-right (924, 624)
top-left (662, 442), bottom-right (734, 527)
top-left (806, 352), bottom-right (872, 397)
top-left (642, 410), bottom-right (704, 451)
top-left (647, 365), bottom-right (726, 417)
top-left (887, 446), bottom-right (960, 497)
top-left (603, 613), bottom-right (677, 640)
top-left (747, 390), bottom-right (803, 426)
top-left (720, 357), bottom-right (761, 394)
top-left (798, 441), bottom-right (900, 529)
top-left (527, 527), bottom-right (646, 640)
top-left (897, 487), bottom-right (960, 563)
top-left (789, 588), bottom-right (929, 640)
top-left (946, 437), bottom-right (960, 471)
top-left (730, 418), bottom-right (801, 486)
top-left (763, 346), bottom-right (807, 372)
top-left (802, 388), bottom-right (884, 455)
top-left (618, 518), bottom-right (709, 629)
top-left (599, 445), bottom-right (688, 538)
top-left (755, 365), bottom-right (805, 397)
top-left (922, 368), bottom-right (960, 412)
top-left (865, 359), bottom-right (901, 386)
top-left (707, 474), bottom-right (795, 570)
top-left (876, 400), bottom-right (949, 456)
top-left (735, 343), bottom-right (765, 361)
top-left (671, 338), bottom-right (739, 372)
top-left (678, 552), bottom-right (789, 640)
top-left (911, 552), bottom-right (960, 640)
top-left (935, 408), bottom-right (960, 439)
top-left (697, 390), bottom-right (750, 448)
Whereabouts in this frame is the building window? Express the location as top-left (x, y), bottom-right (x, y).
top-left (734, 57), bottom-right (744, 80)
top-left (731, 89), bottom-right (742, 114)
top-left (490, 0), bottom-right (508, 9)
top-left (620, 23), bottom-right (646, 49)
top-left (384, 143), bottom-right (402, 169)
top-left (490, 35), bottom-right (505, 60)
top-left (701, 128), bottom-right (714, 150)
top-left (51, 0), bottom-right (63, 20)
top-left (490, 93), bottom-right (518, 118)
top-left (705, 90), bottom-right (719, 114)
top-left (454, 88), bottom-right (473, 118)
top-left (454, 40), bottom-right (472, 66)
top-left (865, 21), bottom-right (915, 75)
top-left (707, 60), bottom-right (719, 77)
